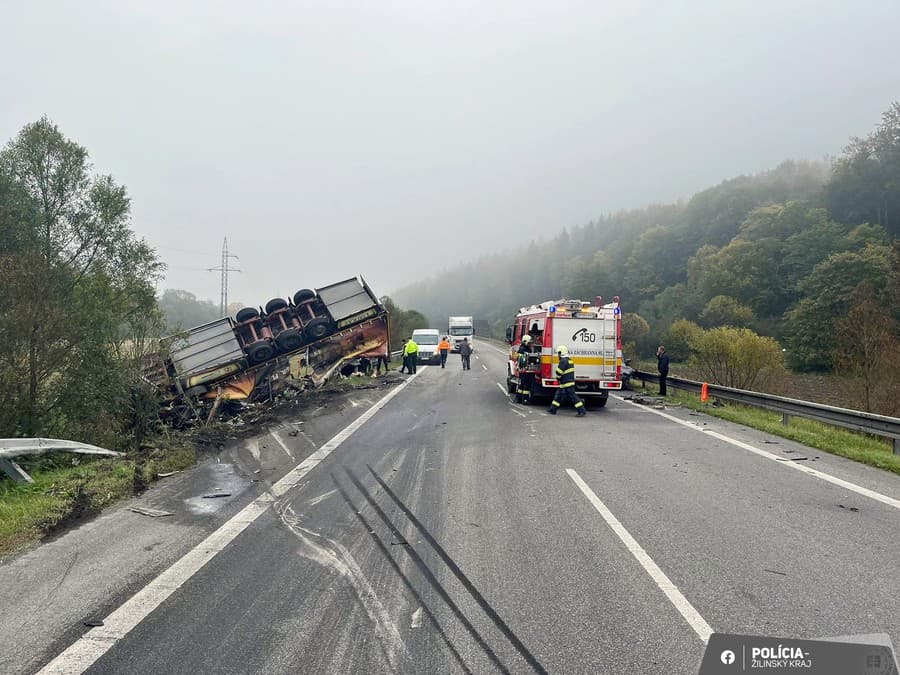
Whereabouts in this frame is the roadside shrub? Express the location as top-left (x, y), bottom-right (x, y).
top-left (663, 319), bottom-right (703, 362)
top-left (690, 326), bottom-right (785, 390)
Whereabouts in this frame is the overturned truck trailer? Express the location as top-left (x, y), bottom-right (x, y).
top-left (145, 277), bottom-right (389, 419)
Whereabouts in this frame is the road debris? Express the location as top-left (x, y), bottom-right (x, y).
top-left (83, 620), bottom-right (104, 627)
top-left (838, 504), bottom-right (860, 512)
top-left (156, 470), bottom-right (180, 478)
top-left (203, 492), bottom-right (232, 499)
top-left (129, 506), bottom-right (174, 518)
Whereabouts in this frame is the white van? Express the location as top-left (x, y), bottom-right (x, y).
top-left (411, 329), bottom-right (441, 365)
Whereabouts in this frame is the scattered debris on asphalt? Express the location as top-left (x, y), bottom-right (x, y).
top-left (83, 620), bottom-right (105, 627)
top-left (156, 470), bottom-right (180, 478)
top-left (203, 492), bottom-right (232, 499)
top-left (129, 506), bottom-right (174, 518)
top-left (763, 569), bottom-right (787, 576)
top-left (838, 504), bottom-right (860, 512)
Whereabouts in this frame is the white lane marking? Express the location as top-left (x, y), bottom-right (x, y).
top-left (270, 430), bottom-right (294, 460)
top-left (482, 364), bottom-right (488, 371)
top-left (567, 469), bottom-right (713, 643)
top-left (410, 606), bottom-right (423, 629)
top-left (496, 383), bottom-right (507, 394)
top-left (38, 369), bottom-right (426, 675)
top-left (612, 395), bottom-right (900, 511)
top-left (278, 503), bottom-right (409, 670)
top-left (508, 407), bottom-right (526, 418)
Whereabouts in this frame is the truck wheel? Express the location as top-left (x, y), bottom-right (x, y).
top-left (235, 307), bottom-right (260, 323)
top-left (591, 396), bottom-right (608, 408)
top-left (304, 318), bottom-right (333, 341)
top-left (507, 368), bottom-right (516, 393)
top-left (293, 289), bottom-right (316, 305)
top-left (265, 298), bottom-right (288, 314)
top-left (275, 328), bottom-right (304, 353)
top-left (247, 341), bottom-right (275, 364)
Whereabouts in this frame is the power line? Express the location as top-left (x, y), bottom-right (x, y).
top-left (207, 238), bottom-right (241, 316)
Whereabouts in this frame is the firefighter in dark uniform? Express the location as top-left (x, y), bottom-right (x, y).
top-left (515, 334), bottom-right (535, 404)
top-left (548, 345), bottom-right (586, 416)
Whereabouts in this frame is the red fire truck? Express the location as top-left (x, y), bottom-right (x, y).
top-left (505, 296), bottom-right (622, 407)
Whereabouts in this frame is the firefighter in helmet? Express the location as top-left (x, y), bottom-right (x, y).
top-left (548, 345), bottom-right (586, 416)
top-left (515, 334), bottom-right (535, 404)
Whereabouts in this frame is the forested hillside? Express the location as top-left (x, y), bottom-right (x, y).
top-left (394, 103), bottom-right (900, 375)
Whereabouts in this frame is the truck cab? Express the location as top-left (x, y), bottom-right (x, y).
top-left (448, 316), bottom-right (474, 353)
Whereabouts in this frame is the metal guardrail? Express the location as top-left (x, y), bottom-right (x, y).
top-left (0, 439), bottom-right (124, 484)
top-left (633, 370), bottom-right (900, 455)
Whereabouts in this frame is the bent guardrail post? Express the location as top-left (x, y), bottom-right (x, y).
top-left (0, 439), bottom-right (125, 484)
top-left (0, 457), bottom-right (33, 483)
top-left (632, 370), bottom-right (900, 455)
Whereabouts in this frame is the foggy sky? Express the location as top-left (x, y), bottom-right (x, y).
top-left (2, 1), bottom-right (899, 308)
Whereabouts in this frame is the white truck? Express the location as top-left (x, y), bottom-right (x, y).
top-left (448, 316), bottom-right (474, 353)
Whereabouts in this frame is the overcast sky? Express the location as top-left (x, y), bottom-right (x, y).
top-left (2, 1), bottom-right (899, 307)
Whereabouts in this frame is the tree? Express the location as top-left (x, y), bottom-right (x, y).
top-left (825, 101), bottom-right (900, 236)
top-left (832, 283), bottom-right (900, 414)
top-left (784, 244), bottom-right (892, 370)
top-left (699, 295), bottom-right (755, 328)
top-left (620, 312), bottom-right (651, 360)
top-left (0, 118), bottom-right (163, 444)
top-left (159, 289), bottom-right (221, 331)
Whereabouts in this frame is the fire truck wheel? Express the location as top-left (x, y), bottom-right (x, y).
top-left (247, 341), bottom-right (275, 363)
top-left (589, 396), bottom-right (608, 408)
top-left (235, 307), bottom-right (260, 323)
top-left (506, 371), bottom-right (516, 394)
top-left (304, 318), bottom-right (333, 341)
top-left (293, 289), bottom-right (316, 305)
top-left (276, 329), bottom-right (304, 353)
top-left (265, 298), bottom-right (288, 314)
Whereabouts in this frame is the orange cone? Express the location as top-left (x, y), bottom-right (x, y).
top-left (700, 382), bottom-right (709, 402)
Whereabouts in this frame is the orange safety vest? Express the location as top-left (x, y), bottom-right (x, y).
top-left (438, 340), bottom-right (451, 351)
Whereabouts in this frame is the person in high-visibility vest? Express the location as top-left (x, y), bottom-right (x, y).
top-left (437, 336), bottom-right (452, 369)
top-left (548, 345), bottom-right (586, 416)
top-left (403, 337), bottom-right (419, 374)
top-left (515, 334), bottom-right (535, 404)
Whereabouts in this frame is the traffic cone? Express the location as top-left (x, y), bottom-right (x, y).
top-left (700, 382), bottom-right (709, 402)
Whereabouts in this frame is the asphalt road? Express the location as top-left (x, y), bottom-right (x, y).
top-left (6, 344), bottom-right (900, 674)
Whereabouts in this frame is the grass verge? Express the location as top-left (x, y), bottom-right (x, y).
top-left (0, 438), bottom-right (196, 558)
top-left (660, 389), bottom-right (900, 476)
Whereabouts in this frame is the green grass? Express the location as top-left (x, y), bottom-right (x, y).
top-left (0, 439), bottom-right (197, 558)
top-left (661, 389), bottom-right (900, 475)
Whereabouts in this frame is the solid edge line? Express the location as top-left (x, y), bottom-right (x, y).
top-left (612, 395), bottom-right (900, 511)
top-left (37, 368), bottom-right (427, 675)
top-left (565, 468), bottom-right (713, 643)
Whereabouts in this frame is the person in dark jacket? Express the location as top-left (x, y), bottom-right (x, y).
top-left (548, 345), bottom-right (586, 416)
top-left (657, 345), bottom-right (669, 396)
top-left (459, 337), bottom-right (472, 370)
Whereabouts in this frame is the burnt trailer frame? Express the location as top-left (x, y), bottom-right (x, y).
top-left (149, 276), bottom-right (390, 408)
